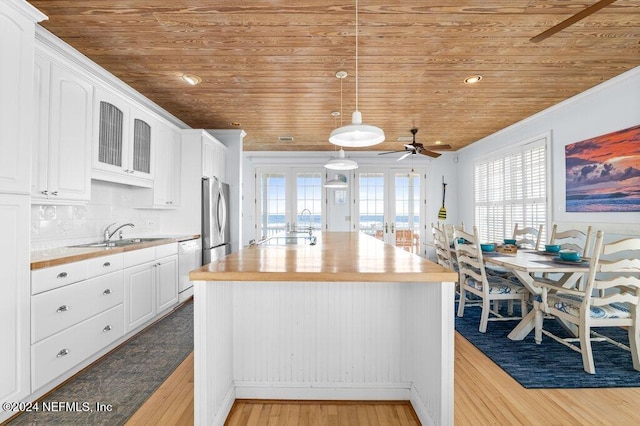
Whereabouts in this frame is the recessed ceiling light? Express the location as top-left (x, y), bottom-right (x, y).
top-left (331, 111), bottom-right (341, 117)
top-left (434, 140), bottom-right (442, 145)
top-left (182, 74), bottom-right (202, 85)
top-left (464, 75), bottom-right (482, 84)
top-left (278, 136), bottom-right (294, 142)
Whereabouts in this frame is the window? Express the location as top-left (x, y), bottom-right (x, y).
top-left (474, 136), bottom-right (548, 243)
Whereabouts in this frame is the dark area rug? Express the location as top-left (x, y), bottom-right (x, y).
top-left (9, 300), bottom-right (193, 425)
top-left (455, 303), bottom-right (640, 389)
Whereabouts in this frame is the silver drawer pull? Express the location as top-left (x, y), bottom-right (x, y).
top-left (57, 272), bottom-right (68, 279)
top-left (56, 305), bottom-right (70, 313)
top-left (56, 349), bottom-right (70, 358)
top-left (103, 325), bottom-right (112, 332)
top-left (103, 289), bottom-right (112, 295)
top-left (103, 261), bottom-right (111, 267)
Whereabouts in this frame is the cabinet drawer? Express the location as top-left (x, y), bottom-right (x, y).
top-left (32, 270), bottom-right (124, 343)
top-left (31, 261), bottom-right (87, 295)
top-left (123, 246), bottom-right (155, 268)
top-left (32, 304), bottom-right (124, 391)
top-left (156, 242), bottom-right (177, 258)
top-left (85, 253), bottom-right (123, 279)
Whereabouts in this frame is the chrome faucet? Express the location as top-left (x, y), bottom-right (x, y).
top-left (300, 209), bottom-right (313, 234)
top-left (104, 222), bottom-right (135, 241)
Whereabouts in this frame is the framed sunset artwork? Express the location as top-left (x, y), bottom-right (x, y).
top-left (565, 124), bottom-right (640, 212)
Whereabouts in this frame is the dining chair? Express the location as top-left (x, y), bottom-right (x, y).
top-left (454, 226), bottom-right (529, 333)
top-left (549, 224), bottom-right (593, 257)
top-left (534, 230), bottom-right (640, 374)
top-left (512, 224), bottom-right (543, 250)
top-left (431, 223), bottom-right (454, 271)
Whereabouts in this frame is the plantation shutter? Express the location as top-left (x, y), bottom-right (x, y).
top-left (474, 137), bottom-right (547, 243)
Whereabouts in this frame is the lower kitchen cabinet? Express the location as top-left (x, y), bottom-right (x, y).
top-left (124, 243), bottom-right (178, 332)
top-left (157, 255), bottom-right (178, 313)
top-left (31, 304), bottom-right (124, 391)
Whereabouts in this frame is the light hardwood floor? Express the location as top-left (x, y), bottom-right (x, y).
top-left (127, 333), bottom-right (640, 425)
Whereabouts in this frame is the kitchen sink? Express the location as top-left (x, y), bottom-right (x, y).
top-left (70, 237), bottom-right (168, 248)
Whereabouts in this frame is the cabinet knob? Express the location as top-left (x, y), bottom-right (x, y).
top-left (56, 305), bottom-right (70, 313)
top-left (57, 272), bottom-right (68, 279)
top-left (56, 349), bottom-right (70, 358)
top-left (103, 325), bottom-right (112, 332)
top-left (41, 190), bottom-right (49, 195)
top-left (51, 191), bottom-right (58, 196)
top-left (103, 262), bottom-right (111, 267)
top-left (103, 289), bottom-right (112, 295)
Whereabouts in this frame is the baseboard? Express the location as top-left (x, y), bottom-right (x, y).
top-left (409, 383), bottom-right (437, 426)
top-left (234, 381), bottom-right (413, 401)
top-left (210, 384), bottom-right (235, 426)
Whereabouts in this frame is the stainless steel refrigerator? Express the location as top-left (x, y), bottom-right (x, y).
top-left (202, 176), bottom-right (231, 264)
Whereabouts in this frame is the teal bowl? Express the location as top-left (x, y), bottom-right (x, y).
top-left (545, 244), bottom-right (561, 253)
top-left (559, 250), bottom-right (580, 262)
top-left (480, 243), bottom-right (495, 252)
top-left (504, 239), bottom-right (516, 245)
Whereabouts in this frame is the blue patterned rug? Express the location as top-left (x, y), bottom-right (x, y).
top-left (455, 303), bottom-right (640, 388)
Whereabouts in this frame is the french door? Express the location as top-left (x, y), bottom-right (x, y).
top-left (356, 168), bottom-right (425, 255)
top-left (255, 167), bottom-right (325, 238)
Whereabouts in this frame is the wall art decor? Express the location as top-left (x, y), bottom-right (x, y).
top-left (565, 124), bottom-right (640, 212)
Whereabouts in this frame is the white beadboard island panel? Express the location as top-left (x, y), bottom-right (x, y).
top-left (194, 279), bottom-right (454, 426)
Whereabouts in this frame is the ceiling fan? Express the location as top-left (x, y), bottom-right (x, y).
top-left (378, 128), bottom-right (452, 160)
top-left (530, 0), bottom-right (617, 43)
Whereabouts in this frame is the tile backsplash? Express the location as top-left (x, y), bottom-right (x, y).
top-left (31, 181), bottom-right (165, 250)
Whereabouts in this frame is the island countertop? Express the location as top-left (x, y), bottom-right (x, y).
top-left (190, 231), bottom-right (458, 283)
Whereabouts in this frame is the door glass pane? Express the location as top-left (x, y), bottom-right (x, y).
top-left (358, 172), bottom-right (385, 240)
top-left (259, 173), bottom-right (286, 237)
top-left (295, 172), bottom-right (322, 231)
top-left (394, 172), bottom-right (421, 253)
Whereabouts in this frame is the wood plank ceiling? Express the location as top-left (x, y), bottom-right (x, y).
top-left (28, 0), bottom-right (640, 152)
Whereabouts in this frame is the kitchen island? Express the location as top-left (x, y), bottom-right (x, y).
top-left (190, 232), bottom-right (457, 426)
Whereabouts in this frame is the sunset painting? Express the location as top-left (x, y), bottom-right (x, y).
top-left (565, 124), bottom-right (640, 212)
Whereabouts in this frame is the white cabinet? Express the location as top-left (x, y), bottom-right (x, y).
top-left (124, 261), bottom-right (156, 331)
top-left (32, 53), bottom-right (93, 203)
top-left (0, 195), bottom-right (31, 410)
top-left (92, 87), bottom-right (154, 188)
top-left (151, 120), bottom-right (181, 208)
top-left (0, 2), bottom-right (46, 418)
top-left (0, 2), bottom-right (45, 194)
top-left (124, 243), bottom-right (178, 332)
top-left (157, 254), bottom-right (179, 313)
top-left (199, 130), bottom-right (227, 180)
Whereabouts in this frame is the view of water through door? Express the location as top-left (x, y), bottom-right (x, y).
top-left (357, 169), bottom-right (424, 254)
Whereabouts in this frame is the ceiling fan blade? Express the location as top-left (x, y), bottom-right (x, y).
top-left (530, 0), bottom-right (617, 43)
top-left (419, 150), bottom-right (442, 159)
top-left (378, 150), bottom-right (407, 155)
top-left (397, 151), bottom-right (412, 161)
top-left (404, 144), bottom-right (416, 150)
top-left (424, 144), bottom-right (453, 151)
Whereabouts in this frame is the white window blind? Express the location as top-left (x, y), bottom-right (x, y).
top-left (474, 138), bottom-right (547, 243)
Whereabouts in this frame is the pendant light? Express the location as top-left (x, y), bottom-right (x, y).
top-left (329, 0), bottom-right (384, 147)
top-left (325, 71), bottom-right (358, 170)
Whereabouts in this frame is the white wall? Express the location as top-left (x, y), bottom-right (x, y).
top-left (456, 66), bottom-right (640, 239)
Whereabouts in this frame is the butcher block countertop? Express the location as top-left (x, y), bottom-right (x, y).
top-left (190, 231), bottom-right (457, 283)
top-left (31, 234), bottom-right (200, 270)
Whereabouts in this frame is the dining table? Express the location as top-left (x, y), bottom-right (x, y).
top-left (482, 249), bottom-right (591, 344)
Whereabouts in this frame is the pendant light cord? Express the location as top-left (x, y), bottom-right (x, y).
top-left (355, 0), bottom-right (359, 112)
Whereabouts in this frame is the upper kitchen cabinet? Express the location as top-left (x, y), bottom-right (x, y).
top-left (92, 87), bottom-right (155, 188)
top-left (32, 52), bottom-right (93, 204)
top-left (134, 118), bottom-right (181, 209)
top-left (0, 1), bottom-right (46, 195)
top-left (183, 129), bottom-right (226, 181)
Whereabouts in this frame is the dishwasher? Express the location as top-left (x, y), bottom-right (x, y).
top-left (178, 238), bottom-right (202, 303)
